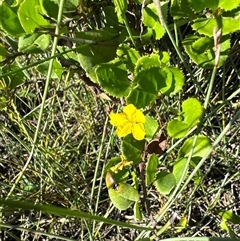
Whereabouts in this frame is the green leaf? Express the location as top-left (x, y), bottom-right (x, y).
top-left (18, 33), bottom-right (51, 53)
top-left (218, 210), bottom-right (240, 224)
top-left (0, 44), bottom-right (9, 60)
top-left (37, 59), bottom-right (63, 80)
top-left (108, 188), bottom-right (133, 210)
top-left (135, 54), bottom-right (161, 74)
top-left (117, 44), bottom-right (140, 72)
top-left (178, 135), bottom-right (211, 159)
top-left (188, 0), bottom-right (219, 12)
top-left (167, 120), bottom-right (190, 139)
top-left (96, 60), bottom-right (130, 97)
top-left (219, 0), bottom-right (240, 11)
top-left (192, 16), bottom-right (240, 36)
top-left (0, 2), bottom-right (25, 36)
top-left (117, 183), bottom-right (140, 202)
top-left (113, 0), bottom-right (127, 14)
top-left (143, 3), bottom-right (165, 40)
top-left (121, 134), bottom-right (145, 164)
top-left (155, 171), bottom-right (176, 195)
top-left (173, 158), bottom-right (188, 184)
top-left (144, 115), bottom-right (159, 141)
top-left (18, 0), bottom-right (51, 33)
top-left (183, 34), bottom-right (231, 68)
top-left (170, 0), bottom-right (196, 19)
top-left (167, 98), bottom-right (203, 138)
top-left (159, 51), bottom-right (170, 64)
top-left (127, 67), bottom-right (167, 108)
top-left (40, 0), bottom-right (58, 19)
top-left (181, 98), bottom-right (203, 126)
top-left (146, 154), bottom-right (158, 186)
top-left (160, 66), bottom-right (185, 96)
top-left (103, 6), bottom-right (121, 28)
top-left (77, 44), bottom-right (117, 83)
top-left (220, 220), bottom-right (236, 238)
top-left (189, 0), bottom-right (240, 12)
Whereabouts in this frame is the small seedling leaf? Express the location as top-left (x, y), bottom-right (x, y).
top-left (167, 120), bottom-right (189, 139)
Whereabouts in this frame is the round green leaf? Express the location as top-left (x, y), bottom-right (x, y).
top-left (135, 54), bottom-right (161, 74)
top-left (96, 60), bottom-right (130, 98)
top-left (167, 119), bottom-right (189, 138)
top-left (155, 171), bottom-right (176, 195)
top-left (160, 66), bottom-right (185, 96)
top-left (127, 67), bottom-right (167, 108)
top-left (77, 44), bottom-right (117, 83)
top-left (117, 183), bottom-right (140, 202)
top-left (167, 98), bottom-right (203, 138)
top-left (108, 188), bottom-right (133, 210)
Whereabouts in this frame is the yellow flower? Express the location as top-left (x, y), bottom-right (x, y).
top-left (109, 104), bottom-right (146, 140)
top-left (110, 155), bottom-right (133, 173)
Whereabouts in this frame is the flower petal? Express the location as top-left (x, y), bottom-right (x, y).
top-left (123, 104), bottom-right (137, 119)
top-left (109, 113), bottom-right (128, 127)
top-left (134, 109), bottom-right (146, 123)
top-left (132, 123), bottom-right (146, 140)
top-left (116, 123), bottom-right (132, 138)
